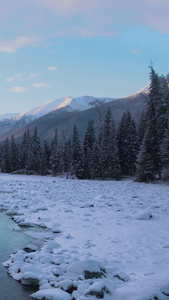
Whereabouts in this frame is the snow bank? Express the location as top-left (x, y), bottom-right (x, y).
top-left (0, 174), bottom-right (169, 300)
top-left (32, 288), bottom-right (72, 300)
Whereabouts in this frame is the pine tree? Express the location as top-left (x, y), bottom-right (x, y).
top-left (50, 129), bottom-right (62, 175)
top-left (124, 111), bottom-right (138, 175)
top-left (63, 138), bottom-right (72, 178)
top-left (10, 135), bottom-right (20, 172)
top-left (137, 111), bottom-right (147, 147)
top-left (30, 127), bottom-right (41, 173)
top-left (148, 66), bottom-right (168, 143)
top-left (0, 144), bottom-right (3, 170)
top-left (158, 75), bottom-right (169, 137)
top-left (83, 119), bottom-right (95, 179)
top-left (136, 136), bottom-right (156, 182)
top-left (110, 118), bottom-right (120, 179)
top-left (136, 109), bottom-right (161, 182)
top-left (2, 138), bottom-right (11, 173)
top-left (100, 107), bottom-right (120, 179)
top-left (101, 107), bottom-right (112, 178)
top-left (117, 112), bottom-right (127, 174)
top-left (43, 140), bottom-right (51, 171)
top-left (161, 121), bottom-right (169, 180)
top-left (90, 140), bottom-right (102, 179)
top-left (136, 66), bottom-right (164, 182)
top-left (72, 125), bottom-right (84, 179)
top-left (40, 148), bottom-right (47, 176)
top-left (117, 111), bottom-right (138, 175)
top-left (21, 128), bottom-right (32, 170)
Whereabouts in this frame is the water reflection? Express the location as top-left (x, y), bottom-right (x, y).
top-left (0, 212), bottom-right (37, 300)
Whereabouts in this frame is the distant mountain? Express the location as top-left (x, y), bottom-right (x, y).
top-left (0, 90), bottom-right (148, 142)
top-left (0, 113), bottom-right (18, 121)
top-left (136, 83), bottom-right (150, 94)
top-left (13, 96), bottom-right (116, 123)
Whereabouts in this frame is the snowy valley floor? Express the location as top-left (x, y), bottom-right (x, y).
top-left (0, 173), bottom-right (169, 300)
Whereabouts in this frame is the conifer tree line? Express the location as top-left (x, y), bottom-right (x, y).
top-left (0, 109), bottom-right (138, 179)
top-left (0, 66), bottom-right (168, 182)
top-left (136, 65), bottom-right (169, 182)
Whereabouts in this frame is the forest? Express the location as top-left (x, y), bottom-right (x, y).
top-left (0, 66), bottom-right (169, 183)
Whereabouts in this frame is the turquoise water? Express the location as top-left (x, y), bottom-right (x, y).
top-left (0, 212), bottom-right (37, 299)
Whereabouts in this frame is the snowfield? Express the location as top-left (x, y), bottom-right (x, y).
top-left (0, 173), bottom-right (169, 300)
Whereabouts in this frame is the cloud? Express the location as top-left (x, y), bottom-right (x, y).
top-left (53, 26), bottom-right (117, 38)
top-left (33, 82), bottom-right (51, 88)
top-left (0, 36), bottom-right (39, 53)
top-left (8, 86), bottom-right (27, 93)
top-left (0, 46), bottom-right (15, 54)
top-left (39, 0), bottom-right (169, 35)
top-left (29, 72), bottom-right (45, 78)
top-left (1, 0), bottom-right (169, 44)
top-left (40, 0), bottom-right (100, 17)
top-left (47, 66), bottom-right (57, 71)
top-left (131, 48), bottom-right (143, 54)
top-left (6, 73), bottom-right (23, 82)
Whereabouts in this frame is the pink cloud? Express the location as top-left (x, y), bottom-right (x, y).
top-left (39, 0), bottom-right (169, 35)
top-left (136, 0), bottom-right (169, 34)
top-left (53, 26), bottom-right (117, 38)
top-left (0, 36), bottom-right (40, 53)
top-left (1, 0), bottom-right (169, 41)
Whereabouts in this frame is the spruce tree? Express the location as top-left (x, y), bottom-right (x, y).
top-left (101, 107), bottom-right (112, 178)
top-left (2, 138), bottom-right (11, 173)
top-left (124, 111), bottom-right (138, 175)
top-left (117, 112), bottom-right (127, 174)
top-left (43, 140), bottom-right (51, 171)
top-left (50, 129), bottom-right (62, 175)
top-left (0, 144), bottom-right (3, 170)
top-left (63, 138), bottom-right (72, 178)
top-left (21, 128), bottom-right (32, 171)
top-left (110, 118), bottom-right (120, 179)
top-left (161, 121), bottom-right (169, 180)
top-left (83, 119), bottom-right (95, 179)
top-left (40, 148), bottom-right (47, 176)
top-left (72, 125), bottom-right (84, 179)
top-left (136, 66), bottom-right (163, 182)
top-left (100, 107), bottom-right (120, 179)
top-left (30, 127), bottom-right (41, 173)
top-left (136, 106), bottom-right (162, 182)
top-left (117, 111), bottom-right (138, 175)
top-left (90, 140), bottom-right (101, 179)
top-left (10, 135), bottom-right (20, 172)
top-left (137, 111), bottom-right (147, 147)
top-left (148, 66), bottom-right (168, 143)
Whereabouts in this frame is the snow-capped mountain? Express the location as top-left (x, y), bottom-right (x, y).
top-left (0, 89), bottom-right (147, 142)
top-left (13, 96), bottom-right (116, 123)
top-left (0, 113), bottom-right (18, 121)
top-left (136, 83), bottom-right (150, 94)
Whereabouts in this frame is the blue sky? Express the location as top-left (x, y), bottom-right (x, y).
top-left (0, 0), bottom-right (169, 114)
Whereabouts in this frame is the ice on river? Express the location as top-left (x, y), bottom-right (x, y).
top-left (0, 173), bottom-right (169, 299)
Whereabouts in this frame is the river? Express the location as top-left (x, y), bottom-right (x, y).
top-left (0, 212), bottom-right (38, 300)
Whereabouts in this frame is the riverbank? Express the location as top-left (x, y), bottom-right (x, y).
top-left (0, 212), bottom-right (38, 300)
top-left (0, 173), bottom-right (169, 299)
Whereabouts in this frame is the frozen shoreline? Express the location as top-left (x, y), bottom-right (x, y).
top-left (0, 173), bottom-right (169, 299)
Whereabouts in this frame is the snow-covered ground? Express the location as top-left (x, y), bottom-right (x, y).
top-left (0, 173), bottom-right (169, 300)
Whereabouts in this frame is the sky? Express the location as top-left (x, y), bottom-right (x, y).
top-left (0, 0), bottom-right (169, 114)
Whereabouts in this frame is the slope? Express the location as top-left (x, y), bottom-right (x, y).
top-left (0, 91), bottom-right (147, 142)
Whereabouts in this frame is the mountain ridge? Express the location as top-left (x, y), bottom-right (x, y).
top-left (0, 95), bottom-right (117, 122)
top-left (0, 87), bottom-right (148, 142)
